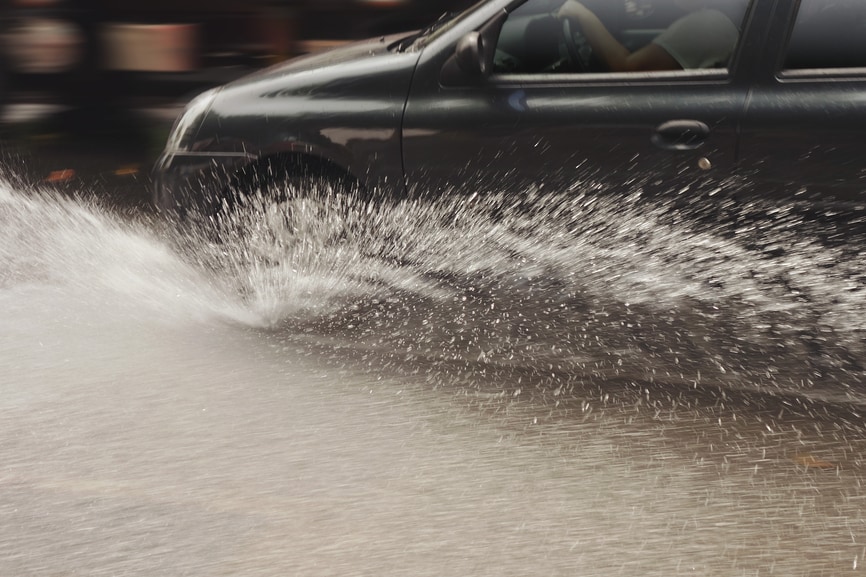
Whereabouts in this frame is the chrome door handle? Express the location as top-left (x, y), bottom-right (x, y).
top-left (651, 120), bottom-right (710, 150)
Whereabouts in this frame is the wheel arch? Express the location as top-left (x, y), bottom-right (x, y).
top-left (226, 150), bottom-right (364, 199)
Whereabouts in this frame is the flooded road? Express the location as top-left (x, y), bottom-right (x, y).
top-left (2, 178), bottom-right (866, 576)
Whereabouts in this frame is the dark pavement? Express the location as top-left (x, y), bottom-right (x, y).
top-left (0, 99), bottom-right (184, 213)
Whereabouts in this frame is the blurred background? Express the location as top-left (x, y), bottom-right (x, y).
top-left (0, 0), bottom-right (474, 202)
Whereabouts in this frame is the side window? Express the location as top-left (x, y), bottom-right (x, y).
top-left (784, 0), bottom-right (866, 70)
top-left (494, 0), bottom-right (580, 74)
top-left (493, 0), bottom-right (751, 75)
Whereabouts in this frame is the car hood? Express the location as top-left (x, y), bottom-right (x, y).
top-left (226, 32), bottom-right (420, 87)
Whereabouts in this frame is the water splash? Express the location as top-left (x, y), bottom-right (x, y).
top-left (0, 179), bottom-right (258, 326)
top-left (2, 175), bottom-right (864, 404)
top-left (184, 180), bottom-right (866, 405)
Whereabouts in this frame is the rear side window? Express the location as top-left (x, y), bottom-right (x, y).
top-left (784, 0), bottom-right (866, 70)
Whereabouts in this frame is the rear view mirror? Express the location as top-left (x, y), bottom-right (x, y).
top-left (441, 9), bottom-right (507, 86)
top-left (456, 32), bottom-right (487, 77)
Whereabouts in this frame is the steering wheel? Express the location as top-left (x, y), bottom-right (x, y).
top-left (561, 17), bottom-right (587, 72)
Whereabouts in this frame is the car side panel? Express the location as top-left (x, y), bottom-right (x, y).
top-left (403, 72), bottom-right (746, 197)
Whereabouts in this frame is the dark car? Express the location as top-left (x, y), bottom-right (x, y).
top-left (153, 0), bottom-right (866, 227)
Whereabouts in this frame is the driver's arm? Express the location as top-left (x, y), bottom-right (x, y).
top-left (557, 0), bottom-right (680, 71)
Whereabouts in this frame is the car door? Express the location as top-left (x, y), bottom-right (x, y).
top-left (401, 0), bottom-right (760, 202)
top-left (738, 0), bottom-right (866, 209)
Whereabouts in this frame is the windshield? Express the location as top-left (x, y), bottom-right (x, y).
top-left (396, 0), bottom-right (490, 51)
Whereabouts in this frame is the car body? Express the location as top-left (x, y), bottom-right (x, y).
top-left (153, 0), bottom-right (866, 224)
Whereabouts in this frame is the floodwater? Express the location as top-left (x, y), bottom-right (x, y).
top-left (1, 177), bottom-right (865, 576)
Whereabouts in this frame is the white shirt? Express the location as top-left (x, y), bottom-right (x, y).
top-left (653, 9), bottom-right (739, 69)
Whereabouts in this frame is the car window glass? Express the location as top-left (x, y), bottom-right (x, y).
top-left (493, 0), bottom-right (751, 75)
top-left (784, 0), bottom-right (866, 70)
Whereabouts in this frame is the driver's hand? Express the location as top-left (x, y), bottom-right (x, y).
top-left (557, 0), bottom-right (594, 22)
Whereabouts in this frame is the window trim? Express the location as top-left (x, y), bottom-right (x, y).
top-left (778, 67), bottom-right (866, 81)
top-left (489, 68), bottom-right (732, 85)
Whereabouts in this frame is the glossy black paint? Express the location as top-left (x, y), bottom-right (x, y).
top-left (153, 31), bottom-right (422, 212)
top-left (153, 0), bottom-right (866, 217)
